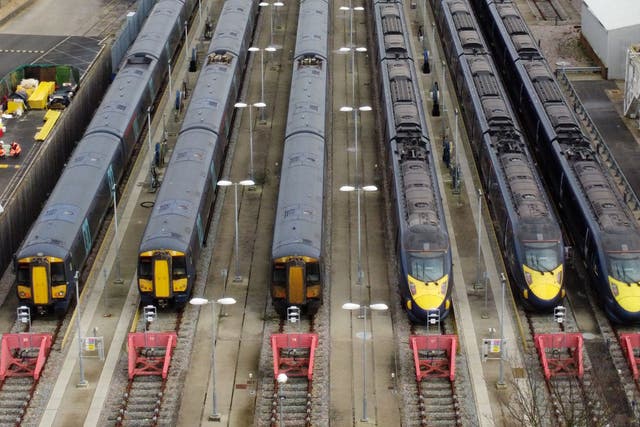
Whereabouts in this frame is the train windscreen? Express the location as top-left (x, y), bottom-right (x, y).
top-left (409, 253), bottom-right (444, 282)
top-left (524, 241), bottom-right (560, 272)
top-left (609, 253), bottom-right (640, 283)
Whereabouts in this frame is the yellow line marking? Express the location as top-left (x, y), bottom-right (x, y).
top-left (130, 306), bottom-right (140, 333)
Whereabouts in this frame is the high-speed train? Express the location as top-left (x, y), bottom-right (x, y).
top-left (270, 0), bottom-right (328, 316)
top-left (470, 0), bottom-right (640, 323)
top-left (137, 0), bottom-right (259, 307)
top-left (431, 0), bottom-right (565, 310)
top-left (372, 0), bottom-right (453, 322)
top-left (14, 0), bottom-right (196, 314)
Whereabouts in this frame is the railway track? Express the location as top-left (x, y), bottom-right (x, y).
top-left (519, 305), bottom-right (604, 425)
top-left (254, 304), bottom-right (330, 427)
top-left (115, 310), bottom-right (183, 426)
top-left (407, 317), bottom-right (464, 427)
top-left (530, 0), bottom-right (566, 21)
top-left (0, 316), bottom-right (63, 426)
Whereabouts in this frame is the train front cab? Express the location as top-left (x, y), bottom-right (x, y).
top-left (604, 249), bottom-right (640, 323)
top-left (271, 256), bottom-right (321, 316)
top-left (138, 250), bottom-right (191, 306)
top-left (16, 256), bottom-right (72, 314)
top-left (401, 249), bottom-right (451, 322)
top-left (518, 239), bottom-right (564, 309)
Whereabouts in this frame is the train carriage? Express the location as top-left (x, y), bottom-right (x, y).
top-left (372, 0), bottom-right (453, 322)
top-left (15, 0), bottom-right (195, 314)
top-left (432, 0), bottom-right (565, 310)
top-left (470, 0), bottom-right (640, 322)
top-left (270, 0), bottom-right (329, 316)
top-left (138, 0), bottom-right (259, 306)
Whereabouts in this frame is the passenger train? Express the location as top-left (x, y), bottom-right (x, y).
top-left (137, 0), bottom-right (259, 307)
top-left (14, 0), bottom-right (196, 314)
top-left (270, 0), bottom-right (328, 316)
top-left (372, 0), bottom-right (453, 322)
top-left (431, 0), bottom-right (565, 310)
top-left (470, 0), bottom-right (640, 322)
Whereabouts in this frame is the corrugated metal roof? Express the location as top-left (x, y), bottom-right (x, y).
top-left (583, 0), bottom-right (640, 31)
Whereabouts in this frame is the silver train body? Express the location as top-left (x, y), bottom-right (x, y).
top-left (270, 0), bottom-right (329, 316)
top-left (14, 0), bottom-right (195, 314)
top-left (432, 0), bottom-right (565, 310)
top-left (138, 0), bottom-right (259, 306)
top-left (471, 0), bottom-right (640, 323)
top-left (372, 0), bottom-right (453, 323)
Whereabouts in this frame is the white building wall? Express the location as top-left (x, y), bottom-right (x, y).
top-left (608, 25), bottom-right (640, 79)
top-left (581, 3), bottom-right (608, 65)
top-left (581, 0), bottom-right (640, 79)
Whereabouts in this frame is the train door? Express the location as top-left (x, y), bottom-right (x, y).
top-left (287, 259), bottom-right (306, 305)
top-left (31, 260), bottom-right (50, 305)
top-left (153, 253), bottom-right (172, 299)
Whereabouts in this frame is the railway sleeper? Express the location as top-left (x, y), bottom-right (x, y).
top-left (0, 415), bottom-right (23, 425)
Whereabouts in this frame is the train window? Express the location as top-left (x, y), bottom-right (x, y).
top-left (409, 254), bottom-right (444, 282)
top-left (609, 254), bottom-right (640, 283)
top-left (138, 257), bottom-right (152, 278)
top-left (524, 242), bottom-right (560, 272)
top-left (306, 263), bottom-right (320, 283)
top-left (272, 265), bottom-right (286, 284)
top-left (172, 256), bottom-right (187, 277)
top-left (16, 265), bottom-right (29, 283)
top-left (51, 263), bottom-right (65, 283)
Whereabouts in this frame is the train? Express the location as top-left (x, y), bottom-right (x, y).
top-left (431, 0), bottom-right (565, 310)
top-left (470, 0), bottom-right (640, 323)
top-left (137, 0), bottom-right (259, 307)
top-left (372, 0), bottom-right (453, 322)
top-left (14, 0), bottom-right (196, 315)
top-left (270, 0), bottom-right (329, 316)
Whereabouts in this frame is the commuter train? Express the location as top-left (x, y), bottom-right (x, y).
top-left (138, 0), bottom-right (259, 307)
top-left (14, 0), bottom-right (195, 315)
top-left (270, 0), bottom-right (328, 316)
top-left (372, 0), bottom-right (453, 322)
top-left (470, 0), bottom-right (640, 323)
top-left (431, 0), bottom-right (565, 310)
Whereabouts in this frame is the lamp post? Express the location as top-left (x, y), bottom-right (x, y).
top-left (342, 302), bottom-right (388, 422)
top-left (184, 21), bottom-right (189, 62)
top-left (340, 184), bottom-right (377, 286)
top-left (259, 2), bottom-right (285, 47)
top-left (234, 102), bottom-right (266, 181)
top-left (111, 183), bottom-right (124, 284)
top-left (338, 46), bottom-right (367, 106)
top-left (190, 297), bottom-right (237, 421)
top-left (74, 271), bottom-right (88, 387)
top-left (248, 46), bottom-right (277, 109)
top-left (340, 105), bottom-right (371, 189)
top-left (277, 372), bottom-right (288, 427)
top-left (217, 179), bottom-right (255, 282)
top-left (497, 272), bottom-right (507, 388)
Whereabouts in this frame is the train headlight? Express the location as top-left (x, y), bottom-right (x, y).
top-left (524, 271), bottom-right (532, 285)
top-left (440, 280), bottom-right (448, 295)
top-left (610, 280), bottom-right (619, 297)
top-left (409, 280), bottom-right (417, 296)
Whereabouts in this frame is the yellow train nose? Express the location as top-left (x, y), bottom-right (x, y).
top-left (529, 281), bottom-right (561, 301)
top-left (413, 294), bottom-right (445, 310)
top-left (616, 296), bottom-right (640, 314)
